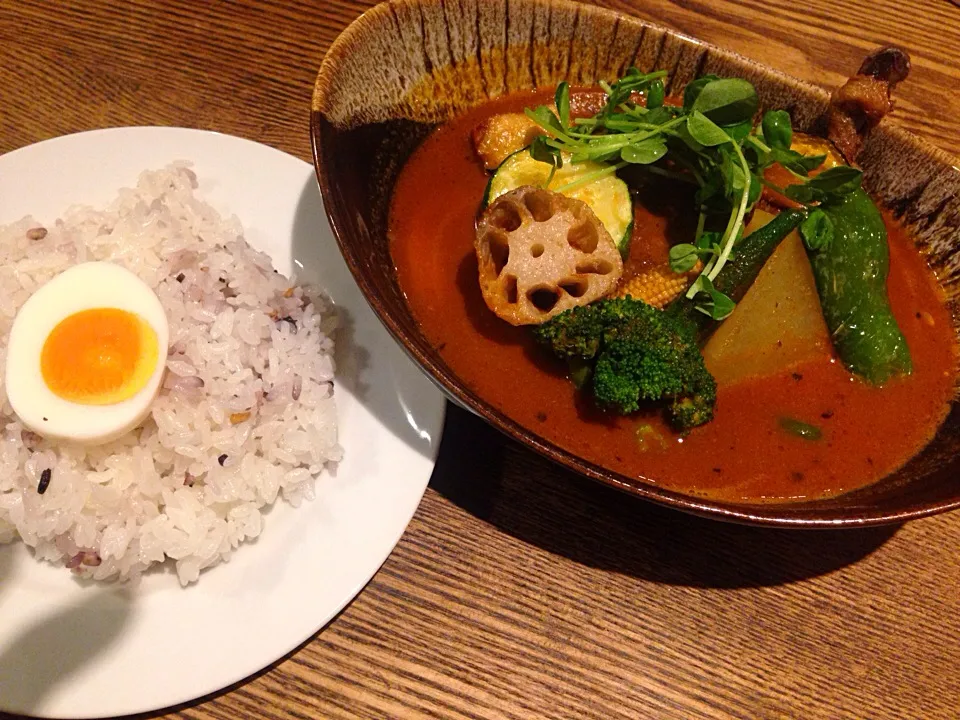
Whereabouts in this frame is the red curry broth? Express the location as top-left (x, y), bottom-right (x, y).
top-left (388, 90), bottom-right (957, 504)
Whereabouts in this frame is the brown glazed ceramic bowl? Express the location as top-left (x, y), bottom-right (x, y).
top-left (311, 0), bottom-right (960, 527)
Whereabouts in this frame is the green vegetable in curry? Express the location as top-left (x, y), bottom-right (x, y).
top-left (533, 298), bottom-right (716, 430)
top-left (779, 417), bottom-right (824, 441)
top-left (803, 188), bottom-right (912, 384)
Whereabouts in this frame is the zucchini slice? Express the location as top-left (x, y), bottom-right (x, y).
top-left (485, 149), bottom-right (634, 256)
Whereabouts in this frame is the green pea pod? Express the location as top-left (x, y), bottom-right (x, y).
top-left (808, 189), bottom-right (911, 385)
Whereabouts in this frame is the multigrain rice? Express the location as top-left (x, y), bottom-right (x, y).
top-left (0, 164), bottom-right (342, 584)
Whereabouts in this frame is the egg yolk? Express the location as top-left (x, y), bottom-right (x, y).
top-left (40, 308), bottom-right (159, 405)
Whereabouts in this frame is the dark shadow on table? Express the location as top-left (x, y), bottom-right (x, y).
top-left (290, 176), bottom-right (442, 461)
top-left (430, 405), bottom-right (900, 589)
top-left (0, 589), bottom-right (132, 716)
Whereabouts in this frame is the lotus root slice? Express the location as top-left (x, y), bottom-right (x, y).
top-left (474, 186), bottom-right (623, 325)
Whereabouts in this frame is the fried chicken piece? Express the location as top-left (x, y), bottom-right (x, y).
top-left (827, 45), bottom-right (911, 164)
top-left (471, 113), bottom-right (544, 170)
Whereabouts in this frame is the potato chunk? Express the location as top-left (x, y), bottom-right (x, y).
top-left (474, 187), bottom-right (623, 325)
top-left (703, 214), bottom-right (830, 386)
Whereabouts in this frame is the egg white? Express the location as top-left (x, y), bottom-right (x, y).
top-left (5, 261), bottom-right (170, 445)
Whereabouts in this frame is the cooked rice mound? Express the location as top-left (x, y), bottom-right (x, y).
top-left (0, 164), bottom-right (342, 585)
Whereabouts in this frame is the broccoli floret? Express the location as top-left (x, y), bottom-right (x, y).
top-left (532, 298), bottom-right (717, 430)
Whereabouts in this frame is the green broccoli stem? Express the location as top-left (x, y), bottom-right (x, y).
top-left (672, 208), bottom-right (807, 336)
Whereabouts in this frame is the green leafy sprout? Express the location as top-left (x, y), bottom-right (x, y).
top-left (522, 69), bottom-right (864, 321)
top-left (799, 208), bottom-right (834, 251)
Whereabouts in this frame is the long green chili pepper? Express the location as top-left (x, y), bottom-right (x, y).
top-left (807, 189), bottom-right (912, 385)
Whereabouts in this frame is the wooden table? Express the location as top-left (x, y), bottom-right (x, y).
top-left (2, 1), bottom-right (959, 718)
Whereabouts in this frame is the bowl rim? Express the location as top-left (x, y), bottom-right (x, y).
top-left (310, 0), bottom-right (960, 529)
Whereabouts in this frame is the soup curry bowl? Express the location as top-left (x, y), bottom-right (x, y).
top-left (311, 0), bottom-right (960, 527)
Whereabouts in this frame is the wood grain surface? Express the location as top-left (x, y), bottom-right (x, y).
top-left (1, 1), bottom-right (959, 719)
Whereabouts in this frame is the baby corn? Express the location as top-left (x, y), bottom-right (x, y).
top-left (613, 262), bottom-right (702, 309)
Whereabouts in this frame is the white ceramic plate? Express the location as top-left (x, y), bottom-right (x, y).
top-left (0, 128), bottom-right (445, 718)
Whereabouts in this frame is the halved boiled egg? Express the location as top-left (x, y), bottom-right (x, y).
top-left (6, 262), bottom-right (169, 445)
